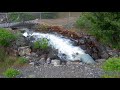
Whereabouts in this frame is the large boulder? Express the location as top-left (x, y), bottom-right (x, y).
top-left (11, 35), bottom-right (29, 50)
top-left (80, 54), bottom-right (95, 64)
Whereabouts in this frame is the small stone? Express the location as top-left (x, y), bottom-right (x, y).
top-left (78, 39), bottom-right (85, 44)
top-left (51, 59), bottom-right (61, 66)
top-left (66, 61), bottom-right (72, 65)
top-left (39, 58), bottom-right (46, 65)
top-left (29, 62), bottom-right (34, 66)
top-left (46, 58), bottom-right (51, 64)
top-left (28, 75), bottom-right (36, 78)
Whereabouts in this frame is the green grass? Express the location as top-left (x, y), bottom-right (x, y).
top-left (101, 74), bottom-right (120, 78)
top-left (33, 38), bottom-right (49, 50)
top-left (0, 28), bottom-right (16, 47)
top-left (3, 68), bottom-right (21, 78)
top-left (102, 57), bottom-right (120, 72)
top-left (18, 57), bottom-right (28, 65)
top-left (0, 49), bottom-right (28, 75)
top-left (101, 57), bottom-right (120, 78)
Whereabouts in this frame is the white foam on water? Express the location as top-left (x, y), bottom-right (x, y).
top-left (23, 32), bottom-right (95, 63)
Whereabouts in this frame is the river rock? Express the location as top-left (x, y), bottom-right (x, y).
top-left (81, 54), bottom-right (95, 64)
top-left (100, 51), bottom-right (109, 59)
top-left (39, 58), bottom-right (46, 65)
top-left (78, 38), bottom-right (85, 45)
top-left (92, 53), bottom-right (99, 60)
top-left (18, 46), bottom-right (31, 56)
top-left (108, 50), bottom-right (119, 57)
top-left (46, 58), bottom-right (51, 64)
top-left (47, 48), bottom-right (59, 60)
top-left (10, 35), bottom-right (29, 52)
top-left (80, 45), bottom-right (86, 50)
top-left (51, 59), bottom-right (61, 66)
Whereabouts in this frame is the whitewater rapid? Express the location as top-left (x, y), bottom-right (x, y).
top-left (23, 31), bottom-right (95, 64)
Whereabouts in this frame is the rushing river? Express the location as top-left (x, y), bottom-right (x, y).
top-left (23, 31), bottom-right (95, 64)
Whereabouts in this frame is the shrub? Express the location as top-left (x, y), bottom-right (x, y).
top-left (0, 48), bottom-right (7, 62)
top-left (76, 12), bottom-right (92, 28)
top-left (3, 68), bottom-right (21, 78)
top-left (33, 38), bottom-right (49, 50)
top-left (17, 57), bottom-right (28, 64)
top-left (0, 28), bottom-right (16, 46)
top-left (102, 57), bottom-right (120, 72)
top-left (76, 12), bottom-right (120, 49)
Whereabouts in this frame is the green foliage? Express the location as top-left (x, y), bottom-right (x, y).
top-left (33, 38), bottom-right (49, 50)
top-left (8, 12), bottom-right (36, 22)
top-left (17, 57), bottom-right (28, 64)
top-left (76, 12), bottom-right (120, 49)
top-left (101, 74), bottom-right (120, 78)
top-left (41, 13), bottom-right (58, 19)
top-left (3, 68), bottom-right (21, 78)
top-left (102, 57), bottom-right (120, 72)
top-left (0, 48), bottom-right (7, 62)
top-left (76, 12), bottom-right (92, 28)
top-left (0, 28), bottom-right (16, 46)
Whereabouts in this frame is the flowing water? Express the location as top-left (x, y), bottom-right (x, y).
top-left (23, 31), bottom-right (95, 64)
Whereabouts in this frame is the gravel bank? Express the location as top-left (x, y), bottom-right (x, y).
top-left (17, 60), bottom-right (105, 78)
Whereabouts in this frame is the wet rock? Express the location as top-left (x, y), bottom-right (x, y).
top-left (92, 53), bottom-right (99, 60)
top-left (13, 36), bottom-right (28, 49)
top-left (101, 51), bottom-right (109, 59)
top-left (97, 45), bottom-right (106, 52)
top-left (18, 46), bottom-right (31, 56)
top-left (48, 48), bottom-right (59, 60)
top-left (46, 58), bottom-right (51, 64)
top-left (81, 54), bottom-right (95, 64)
top-left (80, 45), bottom-right (86, 50)
top-left (78, 38), bottom-right (85, 45)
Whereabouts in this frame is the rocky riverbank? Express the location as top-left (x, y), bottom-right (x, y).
top-left (0, 23), bottom-right (119, 78)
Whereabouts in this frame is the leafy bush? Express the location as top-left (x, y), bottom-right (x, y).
top-left (33, 38), bottom-right (49, 50)
top-left (0, 28), bottom-right (16, 46)
top-left (76, 12), bottom-right (120, 49)
top-left (76, 12), bottom-right (92, 28)
top-left (102, 57), bottom-right (120, 72)
top-left (3, 68), bottom-right (21, 78)
top-left (17, 57), bottom-right (28, 64)
top-left (0, 48), bottom-right (7, 62)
